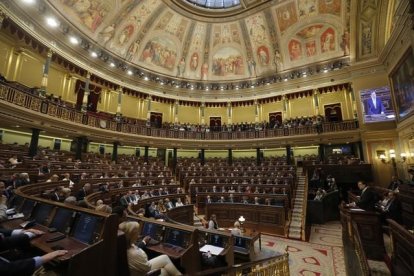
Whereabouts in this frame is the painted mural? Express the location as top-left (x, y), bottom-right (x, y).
top-left (49, 0), bottom-right (350, 82)
top-left (140, 37), bottom-right (178, 71)
top-left (289, 40), bottom-right (303, 61)
top-left (212, 47), bottom-right (244, 77)
top-left (318, 0), bottom-right (342, 16)
top-left (59, 0), bottom-right (112, 32)
top-left (321, 28), bottom-right (336, 52)
top-left (275, 2), bottom-right (299, 33)
top-left (298, 0), bottom-right (317, 17)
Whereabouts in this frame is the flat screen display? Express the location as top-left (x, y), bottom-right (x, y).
top-left (141, 222), bottom-right (162, 240)
top-left (234, 237), bottom-right (247, 248)
top-left (209, 234), bottom-right (224, 247)
top-left (71, 213), bottom-right (101, 244)
top-left (32, 204), bottom-right (54, 225)
top-left (360, 86), bottom-right (395, 123)
top-left (49, 208), bottom-right (75, 233)
top-left (20, 200), bottom-right (35, 217)
top-left (163, 228), bottom-right (190, 248)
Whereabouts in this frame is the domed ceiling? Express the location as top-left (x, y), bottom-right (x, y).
top-left (47, 0), bottom-right (350, 82)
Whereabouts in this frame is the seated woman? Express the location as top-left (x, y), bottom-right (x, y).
top-left (119, 221), bottom-right (182, 276)
top-left (231, 221), bottom-right (241, 235)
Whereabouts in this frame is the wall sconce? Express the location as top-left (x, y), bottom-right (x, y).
top-left (379, 154), bottom-right (387, 163)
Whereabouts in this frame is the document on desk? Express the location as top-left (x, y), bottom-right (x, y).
top-left (200, 244), bottom-right (224, 255)
top-left (350, 208), bottom-right (365, 211)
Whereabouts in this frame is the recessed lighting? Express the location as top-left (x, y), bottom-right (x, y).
top-left (127, 70), bottom-right (133, 75)
top-left (21, 0), bottom-right (36, 4)
top-left (144, 76), bottom-right (149, 81)
top-left (284, 78), bottom-right (288, 82)
top-left (69, 36), bottom-right (79, 45)
top-left (46, 17), bottom-right (58, 28)
top-left (90, 51), bottom-right (98, 58)
top-left (109, 62), bottom-right (115, 67)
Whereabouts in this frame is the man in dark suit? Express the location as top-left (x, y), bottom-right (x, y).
top-left (388, 175), bottom-right (401, 191)
top-left (381, 191), bottom-right (402, 224)
top-left (354, 181), bottom-right (378, 211)
top-left (367, 91), bottom-right (385, 115)
top-left (0, 228), bottom-right (67, 276)
top-left (76, 183), bottom-right (91, 201)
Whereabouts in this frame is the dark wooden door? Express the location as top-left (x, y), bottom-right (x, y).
top-left (209, 117), bottom-right (221, 131)
top-left (269, 112), bottom-right (282, 127)
top-left (150, 112), bottom-right (163, 128)
top-left (324, 103), bottom-right (342, 122)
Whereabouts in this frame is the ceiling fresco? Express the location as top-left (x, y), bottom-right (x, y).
top-left (47, 0), bottom-right (350, 82)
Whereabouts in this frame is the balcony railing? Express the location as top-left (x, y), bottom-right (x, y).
top-left (0, 81), bottom-right (359, 140)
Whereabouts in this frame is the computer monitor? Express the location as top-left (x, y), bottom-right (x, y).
top-left (209, 234), bottom-right (224, 247)
top-left (234, 237), bottom-right (247, 248)
top-left (20, 200), bottom-right (36, 217)
top-left (31, 203), bottom-right (54, 225)
top-left (71, 213), bottom-right (102, 244)
top-left (163, 228), bottom-right (191, 248)
top-left (49, 208), bottom-right (75, 234)
top-left (141, 222), bottom-right (163, 240)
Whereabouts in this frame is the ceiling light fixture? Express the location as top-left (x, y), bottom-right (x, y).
top-left (46, 17), bottom-right (59, 28)
top-left (21, 0), bottom-right (36, 4)
top-left (127, 70), bottom-right (133, 75)
top-left (109, 62), bottom-right (115, 67)
top-left (90, 51), bottom-right (98, 58)
top-left (69, 36), bottom-right (79, 45)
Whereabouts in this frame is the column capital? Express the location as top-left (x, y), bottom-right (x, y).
top-left (46, 49), bottom-right (54, 57)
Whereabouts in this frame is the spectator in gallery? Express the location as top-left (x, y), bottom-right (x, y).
top-left (367, 91), bottom-right (385, 115)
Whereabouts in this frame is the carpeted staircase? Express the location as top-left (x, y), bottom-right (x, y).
top-left (288, 167), bottom-right (307, 240)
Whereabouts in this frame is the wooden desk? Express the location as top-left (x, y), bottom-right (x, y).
top-left (126, 216), bottom-right (201, 274)
top-left (205, 203), bottom-right (287, 236)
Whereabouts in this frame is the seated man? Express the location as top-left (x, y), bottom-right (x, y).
top-left (0, 228), bottom-right (67, 275)
top-left (347, 181), bottom-right (378, 211)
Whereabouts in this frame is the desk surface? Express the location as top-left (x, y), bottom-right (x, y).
top-left (0, 218), bottom-right (89, 261)
top-left (146, 243), bottom-right (187, 259)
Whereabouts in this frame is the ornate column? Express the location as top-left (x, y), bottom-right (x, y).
top-left (75, 136), bottom-right (88, 161)
top-left (146, 96), bottom-right (152, 120)
top-left (318, 144), bottom-right (325, 163)
top-left (283, 95), bottom-right (288, 119)
top-left (227, 102), bottom-right (232, 124)
top-left (286, 145), bottom-right (292, 165)
top-left (174, 100), bottom-right (179, 123)
top-left (254, 99), bottom-right (259, 123)
top-left (81, 72), bottom-right (91, 113)
top-left (200, 149), bottom-right (205, 166)
top-left (39, 49), bottom-right (53, 97)
top-left (172, 148), bottom-right (177, 172)
top-left (200, 102), bottom-right (205, 125)
top-left (28, 128), bottom-right (41, 157)
top-left (228, 149), bottom-right (233, 165)
top-left (349, 84), bottom-right (358, 119)
top-left (116, 86), bottom-right (123, 118)
top-left (144, 146), bottom-right (149, 162)
top-left (112, 141), bottom-right (119, 162)
top-left (313, 89), bottom-right (320, 115)
top-left (256, 148), bottom-right (261, 165)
